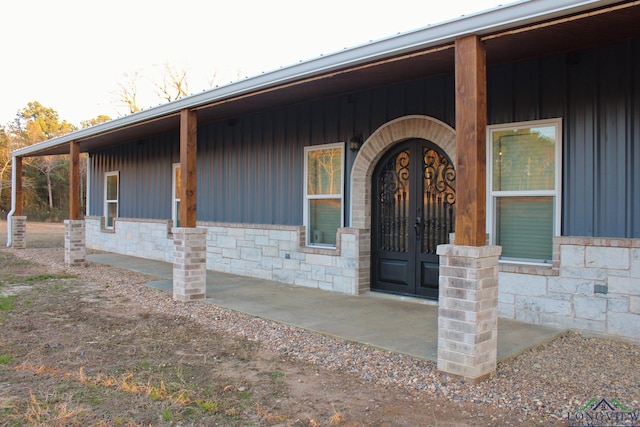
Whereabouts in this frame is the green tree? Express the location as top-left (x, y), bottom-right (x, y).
top-left (80, 115), bottom-right (111, 129)
top-left (1, 102), bottom-right (78, 219)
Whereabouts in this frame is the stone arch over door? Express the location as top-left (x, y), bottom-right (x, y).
top-left (351, 115), bottom-right (456, 230)
top-left (349, 115), bottom-right (456, 294)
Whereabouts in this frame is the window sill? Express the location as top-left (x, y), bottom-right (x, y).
top-left (498, 259), bottom-right (558, 276)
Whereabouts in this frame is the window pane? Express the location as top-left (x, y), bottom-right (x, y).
top-left (106, 202), bottom-right (118, 227)
top-left (307, 148), bottom-right (342, 195)
top-left (175, 201), bottom-right (180, 228)
top-left (106, 174), bottom-right (118, 200)
top-left (493, 126), bottom-right (555, 191)
top-left (309, 199), bottom-right (340, 245)
top-left (174, 166), bottom-right (181, 199)
top-left (496, 197), bottom-right (553, 261)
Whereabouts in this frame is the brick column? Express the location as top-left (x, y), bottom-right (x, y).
top-left (64, 219), bottom-right (86, 267)
top-left (436, 244), bottom-right (501, 383)
top-left (172, 227), bottom-right (207, 302)
top-left (10, 216), bottom-right (27, 249)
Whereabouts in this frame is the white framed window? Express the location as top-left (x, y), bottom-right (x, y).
top-left (172, 163), bottom-right (181, 227)
top-left (303, 143), bottom-right (344, 247)
top-left (487, 118), bottom-right (562, 264)
top-left (104, 171), bottom-right (119, 228)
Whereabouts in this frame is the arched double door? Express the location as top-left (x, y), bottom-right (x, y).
top-left (371, 139), bottom-right (456, 299)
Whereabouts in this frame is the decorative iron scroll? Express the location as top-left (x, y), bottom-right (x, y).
top-left (378, 150), bottom-right (410, 253)
top-left (421, 147), bottom-right (456, 254)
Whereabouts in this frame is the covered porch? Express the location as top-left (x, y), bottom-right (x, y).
top-left (87, 251), bottom-right (564, 362)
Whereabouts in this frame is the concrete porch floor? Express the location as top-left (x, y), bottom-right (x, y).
top-left (87, 253), bottom-right (565, 362)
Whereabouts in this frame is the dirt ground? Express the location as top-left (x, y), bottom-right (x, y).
top-left (0, 222), bottom-right (557, 426)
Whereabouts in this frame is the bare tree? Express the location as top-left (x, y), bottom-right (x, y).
top-left (154, 63), bottom-right (190, 102)
top-left (111, 71), bottom-right (142, 114)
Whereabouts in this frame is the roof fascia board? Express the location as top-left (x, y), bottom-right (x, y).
top-left (14, 0), bottom-right (618, 158)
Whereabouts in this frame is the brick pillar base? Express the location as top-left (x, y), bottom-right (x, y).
top-left (64, 220), bottom-right (86, 267)
top-left (172, 227), bottom-right (207, 302)
top-left (10, 216), bottom-right (27, 249)
top-left (436, 244), bottom-right (501, 383)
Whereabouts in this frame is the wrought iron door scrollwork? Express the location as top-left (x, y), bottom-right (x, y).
top-left (422, 148), bottom-right (456, 254)
top-left (378, 150), bottom-right (410, 252)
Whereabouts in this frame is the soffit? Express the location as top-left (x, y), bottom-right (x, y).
top-left (25, 1), bottom-right (640, 156)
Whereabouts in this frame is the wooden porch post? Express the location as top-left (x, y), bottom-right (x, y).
top-left (179, 109), bottom-right (198, 227)
top-left (454, 34), bottom-right (487, 246)
top-left (65, 140), bottom-right (86, 266)
top-left (437, 34), bottom-right (500, 383)
top-left (173, 108), bottom-right (206, 301)
top-left (69, 141), bottom-right (80, 220)
top-left (14, 156), bottom-right (23, 216)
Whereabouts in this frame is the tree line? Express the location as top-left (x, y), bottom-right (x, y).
top-left (1, 64), bottom-right (226, 221)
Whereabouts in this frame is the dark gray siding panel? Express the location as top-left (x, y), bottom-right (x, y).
top-left (488, 39), bottom-right (640, 238)
top-left (87, 40), bottom-right (638, 237)
top-left (90, 133), bottom-right (179, 219)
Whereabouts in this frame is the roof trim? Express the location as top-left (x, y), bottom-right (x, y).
top-left (13, 0), bottom-right (620, 158)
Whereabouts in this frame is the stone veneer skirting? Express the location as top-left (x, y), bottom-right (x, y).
top-left (85, 217), bottom-right (640, 341)
top-left (498, 236), bottom-right (640, 341)
top-left (85, 217), bottom-right (368, 295)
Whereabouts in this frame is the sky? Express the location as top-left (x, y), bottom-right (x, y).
top-left (1, 0), bottom-right (512, 127)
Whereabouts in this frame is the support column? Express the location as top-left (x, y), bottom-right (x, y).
top-left (10, 216), bottom-right (26, 249)
top-left (65, 141), bottom-right (86, 267)
top-left (10, 157), bottom-right (25, 249)
top-left (454, 34), bottom-right (487, 247)
top-left (172, 109), bottom-right (205, 301)
top-left (436, 35), bottom-right (498, 383)
top-left (172, 227), bottom-right (207, 301)
top-left (64, 220), bottom-right (86, 267)
top-left (437, 244), bottom-right (501, 383)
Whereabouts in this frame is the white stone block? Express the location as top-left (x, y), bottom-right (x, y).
top-left (273, 269), bottom-right (295, 284)
top-left (573, 296), bottom-right (607, 321)
top-left (241, 247), bottom-right (262, 262)
top-left (516, 295), bottom-right (572, 315)
top-left (497, 303), bottom-right (515, 319)
top-left (631, 249), bottom-right (640, 279)
top-left (607, 312), bottom-right (640, 340)
top-left (586, 247), bottom-right (629, 269)
top-left (608, 276), bottom-right (640, 296)
top-left (559, 266), bottom-right (606, 281)
top-left (310, 265), bottom-right (326, 281)
top-left (539, 313), bottom-right (606, 333)
top-left (560, 245), bottom-right (585, 267)
top-left (217, 235), bottom-right (237, 249)
top-left (498, 272), bottom-right (547, 296)
top-left (305, 253), bottom-right (334, 267)
top-left (548, 277), bottom-right (595, 296)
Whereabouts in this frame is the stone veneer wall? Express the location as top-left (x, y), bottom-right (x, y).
top-left (498, 237), bottom-right (640, 341)
top-left (85, 217), bottom-right (175, 263)
top-left (199, 221), bottom-right (365, 294)
top-left (85, 217), bottom-right (366, 295)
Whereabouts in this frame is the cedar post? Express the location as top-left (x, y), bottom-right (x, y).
top-left (180, 109), bottom-right (198, 227)
top-left (69, 141), bottom-right (80, 220)
top-left (14, 156), bottom-right (23, 216)
top-left (454, 35), bottom-right (487, 246)
top-left (436, 35), bottom-right (498, 384)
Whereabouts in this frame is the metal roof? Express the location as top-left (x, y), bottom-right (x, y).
top-left (13, 0), bottom-right (637, 157)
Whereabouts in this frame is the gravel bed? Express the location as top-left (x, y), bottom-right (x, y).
top-left (9, 248), bottom-right (640, 424)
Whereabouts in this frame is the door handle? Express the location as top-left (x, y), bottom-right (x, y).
top-left (415, 216), bottom-right (422, 240)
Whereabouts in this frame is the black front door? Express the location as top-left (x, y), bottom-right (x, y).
top-left (371, 139), bottom-right (456, 299)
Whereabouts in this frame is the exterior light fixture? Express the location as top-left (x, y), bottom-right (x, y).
top-left (349, 133), bottom-right (363, 152)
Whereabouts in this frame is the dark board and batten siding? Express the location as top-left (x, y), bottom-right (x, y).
top-left (90, 39), bottom-right (639, 238)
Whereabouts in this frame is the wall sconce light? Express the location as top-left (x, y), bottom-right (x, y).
top-left (349, 133), bottom-right (363, 152)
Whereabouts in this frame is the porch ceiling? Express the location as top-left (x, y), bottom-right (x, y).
top-left (23, 0), bottom-right (640, 157)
